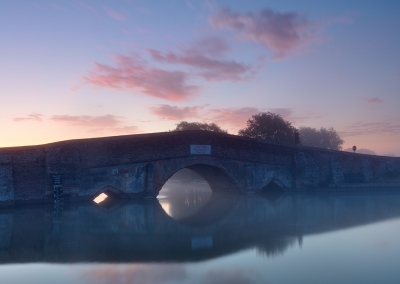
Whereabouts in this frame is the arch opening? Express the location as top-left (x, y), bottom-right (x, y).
top-left (158, 168), bottom-right (212, 220)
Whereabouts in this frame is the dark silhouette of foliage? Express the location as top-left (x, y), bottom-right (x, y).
top-left (256, 237), bottom-right (296, 257)
top-left (238, 112), bottom-right (296, 144)
top-left (172, 121), bottom-right (227, 133)
top-left (298, 127), bottom-right (344, 150)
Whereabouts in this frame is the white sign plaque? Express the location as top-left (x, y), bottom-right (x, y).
top-left (190, 145), bottom-right (211, 155)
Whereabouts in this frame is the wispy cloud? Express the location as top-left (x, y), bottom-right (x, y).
top-left (14, 113), bottom-right (139, 135)
top-left (103, 5), bottom-right (127, 21)
top-left (149, 50), bottom-right (251, 82)
top-left (149, 104), bottom-right (208, 120)
top-left (50, 114), bottom-right (138, 135)
top-left (82, 37), bottom-right (254, 100)
top-left (148, 37), bottom-right (253, 82)
top-left (50, 114), bottom-right (122, 127)
top-left (341, 120), bottom-right (400, 137)
top-left (83, 54), bottom-right (199, 101)
top-left (14, 113), bottom-right (43, 122)
top-left (209, 7), bottom-right (321, 59)
top-left (364, 97), bottom-right (383, 104)
top-left (184, 37), bottom-right (230, 57)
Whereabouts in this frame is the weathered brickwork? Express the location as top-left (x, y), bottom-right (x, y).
top-left (0, 130), bottom-right (400, 206)
top-left (11, 148), bottom-right (46, 202)
top-left (0, 154), bottom-right (13, 205)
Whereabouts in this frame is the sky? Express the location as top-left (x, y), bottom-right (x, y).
top-left (1, 0), bottom-right (400, 156)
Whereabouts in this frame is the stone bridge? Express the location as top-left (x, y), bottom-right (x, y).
top-left (1, 130), bottom-right (400, 206)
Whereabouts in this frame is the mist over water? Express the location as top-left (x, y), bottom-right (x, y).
top-left (1, 171), bottom-right (400, 283)
top-left (158, 168), bottom-right (212, 220)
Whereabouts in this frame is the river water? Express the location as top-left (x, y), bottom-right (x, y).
top-left (1, 174), bottom-right (400, 284)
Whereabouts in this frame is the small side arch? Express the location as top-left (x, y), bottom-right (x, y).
top-left (259, 178), bottom-right (286, 202)
top-left (92, 185), bottom-right (129, 200)
top-left (260, 178), bottom-right (287, 192)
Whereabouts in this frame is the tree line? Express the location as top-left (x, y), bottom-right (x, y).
top-left (172, 112), bottom-right (344, 150)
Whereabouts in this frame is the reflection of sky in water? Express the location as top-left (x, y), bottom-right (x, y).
top-left (2, 218), bottom-right (400, 284)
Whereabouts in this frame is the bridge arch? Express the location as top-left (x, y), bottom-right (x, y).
top-left (154, 157), bottom-right (241, 194)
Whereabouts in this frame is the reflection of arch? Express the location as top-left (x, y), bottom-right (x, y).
top-left (177, 192), bottom-right (241, 227)
top-left (260, 179), bottom-right (286, 202)
top-left (155, 158), bottom-right (241, 193)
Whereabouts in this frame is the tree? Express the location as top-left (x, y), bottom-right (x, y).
top-left (172, 121), bottom-right (228, 133)
top-left (298, 127), bottom-right (344, 150)
top-left (238, 112), bottom-right (296, 144)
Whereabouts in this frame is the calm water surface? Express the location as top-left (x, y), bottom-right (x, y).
top-left (1, 178), bottom-right (400, 284)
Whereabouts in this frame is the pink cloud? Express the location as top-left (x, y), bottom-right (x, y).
top-left (364, 98), bottom-right (383, 104)
top-left (51, 114), bottom-right (139, 135)
top-left (210, 7), bottom-right (320, 59)
top-left (81, 264), bottom-right (186, 284)
top-left (149, 104), bottom-right (207, 120)
top-left (149, 50), bottom-right (251, 82)
top-left (183, 36), bottom-right (230, 57)
top-left (50, 114), bottom-right (123, 127)
top-left (14, 113), bottom-right (43, 122)
top-left (103, 5), bottom-right (127, 21)
top-left (83, 54), bottom-right (198, 101)
top-left (148, 37), bottom-right (252, 82)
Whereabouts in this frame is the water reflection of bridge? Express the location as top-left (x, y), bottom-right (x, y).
top-left (1, 192), bottom-right (400, 263)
